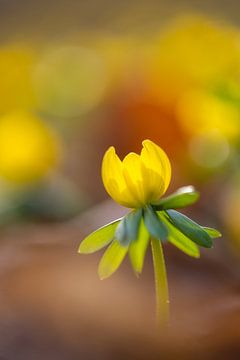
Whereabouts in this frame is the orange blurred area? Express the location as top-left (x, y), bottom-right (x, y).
top-left (0, 1), bottom-right (239, 359)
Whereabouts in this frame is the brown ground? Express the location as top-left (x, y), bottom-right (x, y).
top-left (0, 201), bottom-right (239, 359)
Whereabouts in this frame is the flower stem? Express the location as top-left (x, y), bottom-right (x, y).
top-left (151, 238), bottom-right (169, 327)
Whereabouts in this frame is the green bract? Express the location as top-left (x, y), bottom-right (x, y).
top-left (152, 186), bottom-right (200, 210)
top-left (78, 186), bottom-right (221, 279)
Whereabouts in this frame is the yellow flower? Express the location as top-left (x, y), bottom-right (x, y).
top-left (0, 111), bottom-right (61, 183)
top-left (102, 140), bottom-right (171, 208)
top-left (79, 137), bottom-right (221, 326)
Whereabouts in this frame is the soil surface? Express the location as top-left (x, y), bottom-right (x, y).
top-left (0, 201), bottom-right (239, 360)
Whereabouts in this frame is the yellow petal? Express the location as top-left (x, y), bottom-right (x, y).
top-left (101, 146), bottom-right (136, 207)
top-left (141, 140), bottom-right (171, 201)
top-left (122, 152), bottom-right (146, 207)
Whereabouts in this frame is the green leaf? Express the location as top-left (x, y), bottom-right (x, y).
top-left (129, 219), bottom-right (149, 275)
top-left (202, 227), bottom-right (222, 239)
top-left (78, 218), bottom-right (121, 254)
top-left (158, 212), bottom-right (200, 258)
top-left (144, 205), bottom-right (168, 241)
top-left (166, 210), bottom-right (213, 248)
top-left (98, 239), bottom-right (128, 279)
top-left (152, 186), bottom-right (199, 210)
top-left (115, 209), bottom-right (142, 246)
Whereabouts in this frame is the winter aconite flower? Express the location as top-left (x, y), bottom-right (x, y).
top-left (79, 140), bottom-right (221, 325)
top-left (101, 140), bottom-right (171, 208)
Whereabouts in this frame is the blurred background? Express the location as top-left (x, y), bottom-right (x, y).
top-left (0, 1), bottom-right (240, 359)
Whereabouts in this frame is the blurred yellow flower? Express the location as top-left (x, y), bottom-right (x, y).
top-left (147, 15), bottom-right (240, 105)
top-left (0, 111), bottom-right (61, 183)
top-left (0, 44), bottom-right (36, 113)
top-left (102, 140), bottom-right (171, 208)
top-left (177, 89), bottom-right (240, 141)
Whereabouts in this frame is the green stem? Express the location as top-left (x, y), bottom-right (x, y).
top-left (151, 238), bottom-right (169, 327)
